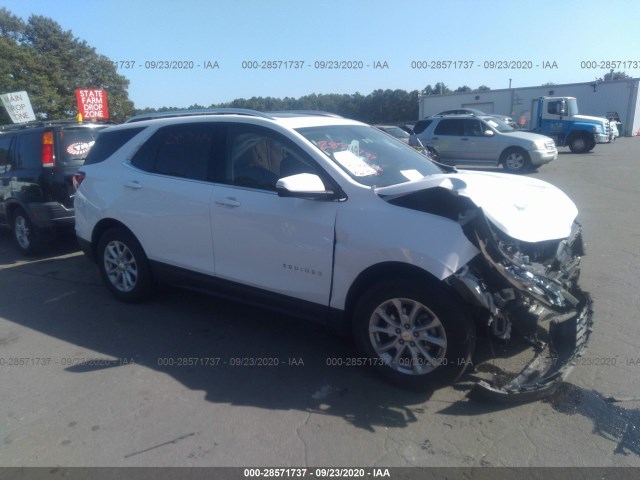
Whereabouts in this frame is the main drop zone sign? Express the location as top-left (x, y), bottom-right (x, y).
top-left (75, 89), bottom-right (109, 119)
top-left (1, 91), bottom-right (36, 123)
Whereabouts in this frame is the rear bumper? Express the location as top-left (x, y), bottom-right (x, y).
top-left (27, 202), bottom-right (75, 229)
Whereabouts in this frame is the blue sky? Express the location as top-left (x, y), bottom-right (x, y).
top-left (3, 0), bottom-right (639, 109)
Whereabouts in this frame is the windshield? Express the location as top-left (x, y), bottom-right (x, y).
top-left (296, 124), bottom-right (442, 187)
top-left (381, 126), bottom-right (410, 139)
top-left (568, 98), bottom-right (579, 116)
top-left (483, 117), bottom-right (515, 133)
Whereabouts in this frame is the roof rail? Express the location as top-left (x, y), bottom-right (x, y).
top-left (124, 108), bottom-right (275, 123)
top-left (269, 110), bottom-right (343, 118)
top-left (438, 113), bottom-right (477, 117)
top-left (0, 119), bottom-right (113, 132)
top-left (124, 108), bottom-right (345, 124)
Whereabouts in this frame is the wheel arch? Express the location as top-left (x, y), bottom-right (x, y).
top-left (499, 145), bottom-right (528, 164)
top-left (5, 199), bottom-right (28, 223)
top-left (90, 218), bottom-right (139, 260)
top-left (567, 129), bottom-right (591, 140)
top-left (342, 261), bottom-right (449, 324)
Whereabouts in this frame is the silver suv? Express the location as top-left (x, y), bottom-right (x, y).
top-left (410, 115), bottom-right (557, 172)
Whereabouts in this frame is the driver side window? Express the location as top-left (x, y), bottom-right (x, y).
top-left (225, 126), bottom-right (318, 191)
top-left (463, 119), bottom-right (484, 136)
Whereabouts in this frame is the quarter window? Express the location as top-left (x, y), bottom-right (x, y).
top-left (84, 127), bottom-right (145, 165)
top-left (413, 119), bottom-right (433, 134)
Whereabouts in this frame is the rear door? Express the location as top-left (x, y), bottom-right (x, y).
top-left (430, 118), bottom-right (465, 161)
top-left (118, 122), bottom-right (221, 274)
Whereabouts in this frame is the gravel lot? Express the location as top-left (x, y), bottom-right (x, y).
top-left (0, 138), bottom-right (639, 469)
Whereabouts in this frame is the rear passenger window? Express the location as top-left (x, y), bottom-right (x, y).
top-left (434, 119), bottom-right (464, 136)
top-left (84, 127), bottom-right (145, 165)
top-left (131, 123), bottom-right (223, 181)
top-left (15, 132), bottom-right (41, 169)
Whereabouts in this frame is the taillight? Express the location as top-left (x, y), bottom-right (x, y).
top-left (42, 131), bottom-right (55, 167)
top-left (73, 171), bottom-right (85, 190)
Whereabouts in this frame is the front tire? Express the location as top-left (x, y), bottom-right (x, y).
top-left (97, 227), bottom-right (153, 302)
top-left (501, 147), bottom-right (531, 172)
top-left (353, 279), bottom-right (475, 391)
top-left (568, 134), bottom-right (591, 153)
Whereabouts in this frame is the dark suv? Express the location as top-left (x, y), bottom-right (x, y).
top-left (0, 120), bottom-right (108, 254)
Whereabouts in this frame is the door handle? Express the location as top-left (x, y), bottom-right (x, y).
top-left (432, 137), bottom-right (439, 140)
top-left (461, 138), bottom-right (469, 141)
top-left (124, 181), bottom-right (142, 190)
top-left (215, 197), bottom-right (241, 208)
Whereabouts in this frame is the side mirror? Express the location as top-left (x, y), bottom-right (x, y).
top-left (483, 130), bottom-right (495, 137)
top-left (276, 173), bottom-right (335, 200)
top-left (558, 99), bottom-right (567, 116)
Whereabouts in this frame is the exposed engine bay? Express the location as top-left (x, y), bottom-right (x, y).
top-left (453, 207), bottom-right (593, 401)
top-left (381, 176), bottom-right (594, 402)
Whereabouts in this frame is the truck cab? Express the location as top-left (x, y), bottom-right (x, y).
top-left (531, 96), bottom-right (610, 153)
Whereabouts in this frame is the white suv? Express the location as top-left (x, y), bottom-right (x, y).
top-left (74, 109), bottom-right (592, 401)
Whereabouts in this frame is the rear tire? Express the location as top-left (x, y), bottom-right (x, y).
top-left (97, 227), bottom-right (153, 302)
top-left (352, 279), bottom-right (475, 391)
top-left (11, 207), bottom-right (45, 256)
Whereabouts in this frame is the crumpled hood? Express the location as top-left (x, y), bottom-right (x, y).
top-left (377, 171), bottom-right (578, 242)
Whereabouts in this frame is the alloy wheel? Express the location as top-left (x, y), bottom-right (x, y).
top-left (368, 297), bottom-right (448, 375)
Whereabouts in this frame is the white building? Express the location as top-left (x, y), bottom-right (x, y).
top-left (418, 78), bottom-right (640, 136)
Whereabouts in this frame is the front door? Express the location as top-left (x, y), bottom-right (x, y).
top-left (210, 124), bottom-right (336, 306)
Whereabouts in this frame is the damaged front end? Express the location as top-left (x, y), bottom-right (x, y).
top-left (450, 208), bottom-right (594, 402)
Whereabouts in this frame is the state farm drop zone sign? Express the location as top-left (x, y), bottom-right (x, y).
top-left (75, 89), bottom-right (109, 119)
